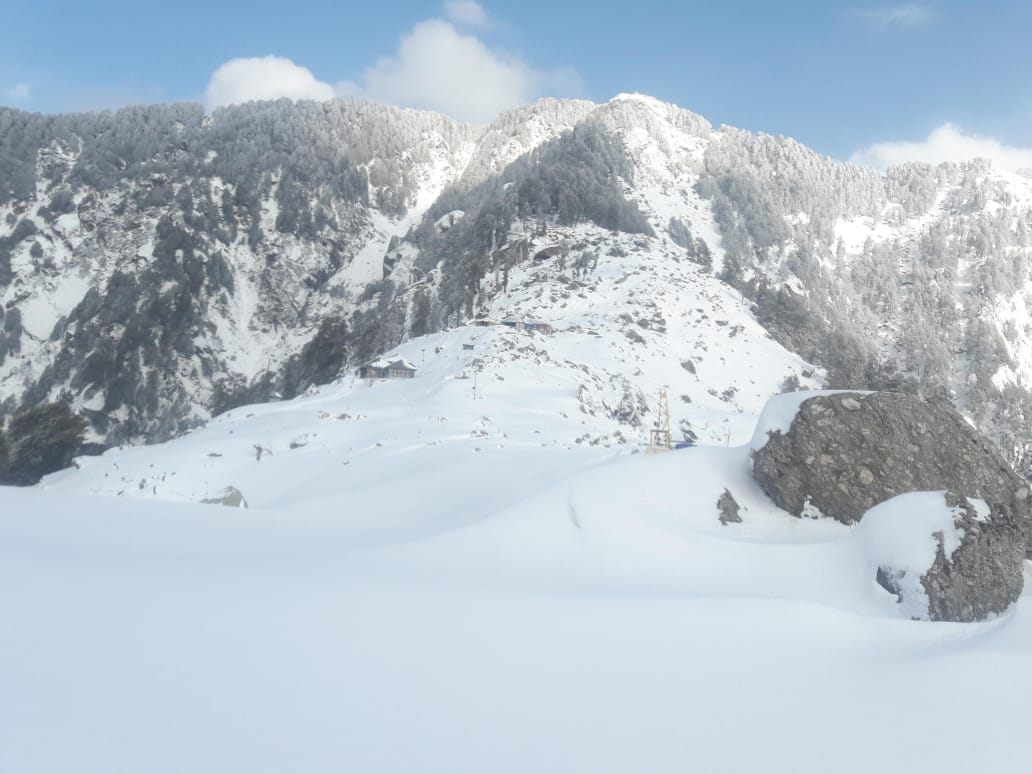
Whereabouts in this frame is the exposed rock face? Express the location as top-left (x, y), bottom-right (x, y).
top-left (201, 486), bottom-right (248, 509)
top-left (752, 392), bottom-right (1031, 553)
top-left (865, 491), bottom-right (1025, 622)
top-left (717, 489), bottom-right (742, 525)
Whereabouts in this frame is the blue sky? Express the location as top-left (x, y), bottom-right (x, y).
top-left (2, 0), bottom-right (1031, 166)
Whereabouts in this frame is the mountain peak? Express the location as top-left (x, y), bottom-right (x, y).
top-left (608, 91), bottom-right (670, 108)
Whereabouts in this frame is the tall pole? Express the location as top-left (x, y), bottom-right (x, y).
top-left (649, 389), bottom-right (671, 452)
top-left (659, 389), bottom-right (671, 449)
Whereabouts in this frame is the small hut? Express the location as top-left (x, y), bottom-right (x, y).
top-left (358, 358), bottom-right (418, 380)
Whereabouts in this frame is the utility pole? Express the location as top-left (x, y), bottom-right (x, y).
top-left (648, 389), bottom-right (672, 454)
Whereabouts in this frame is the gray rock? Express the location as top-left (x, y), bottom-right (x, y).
top-left (872, 492), bottom-right (1024, 622)
top-left (717, 489), bottom-right (742, 525)
top-left (752, 392), bottom-right (1032, 554)
top-left (201, 486), bottom-right (248, 509)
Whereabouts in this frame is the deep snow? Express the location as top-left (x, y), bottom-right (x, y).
top-left (3, 332), bottom-right (1032, 773)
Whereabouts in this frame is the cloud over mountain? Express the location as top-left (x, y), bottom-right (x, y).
top-left (851, 123), bottom-right (1032, 172)
top-left (205, 56), bottom-right (335, 110)
top-left (203, 5), bottom-right (581, 123)
top-left (338, 18), bottom-right (582, 124)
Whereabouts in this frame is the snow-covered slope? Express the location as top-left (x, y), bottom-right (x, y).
top-left (39, 218), bottom-right (819, 511)
top-left (7, 149), bottom-right (1032, 767)
top-left (4, 92), bottom-right (1032, 465)
top-left (0, 100), bottom-right (486, 441)
top-left (456, 96), bottom-right (598, 187)
top-left (6, 362), bottom-right (1032, 773)
top-left (7, 90), bottom-right (1032, 774)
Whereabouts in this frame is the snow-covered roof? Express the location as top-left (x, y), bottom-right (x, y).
top-left (364, 358), bottom-right (417, 371)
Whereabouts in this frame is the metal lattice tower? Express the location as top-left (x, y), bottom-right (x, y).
top-left (649, 389), bottom-right (672, 453)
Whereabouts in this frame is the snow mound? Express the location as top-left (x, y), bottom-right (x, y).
top-left (749, 390), bottom-right (866, 451)
top-left (858, 490), bottom-right (971, 619)
top-left (5, 388), bottom-right (1032, 773)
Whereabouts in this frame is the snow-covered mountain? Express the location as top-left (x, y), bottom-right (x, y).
top-left (3, 93), bottom-right (1032, 471)
top-left (7, 93), bottom-right (1032, 773)
top-left (0, 99), bottom-right (479, 441)
top-left (36, 227), bottom-right (818, 508)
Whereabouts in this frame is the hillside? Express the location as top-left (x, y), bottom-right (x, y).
top-left (5, 364), bottom-right (1032, 773)
top-left (5, 90), bottom-right (1032, 768)
top-left (2, 93), bottom-right (1032, 471)
top-left (37, 225), bottom-right (819, 504)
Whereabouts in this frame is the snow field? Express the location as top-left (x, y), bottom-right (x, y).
top-left (5, 93), bottom-right (1032, 773)
top-left (7, 368), bottom-right (1032, 773)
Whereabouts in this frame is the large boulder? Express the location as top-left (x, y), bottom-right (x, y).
top-left (201, 486), bottom-right (248, 509)
top-left (859, 491), bottom-right (1025, 622)
top-left (751, 391), bottom-right (1032, 554)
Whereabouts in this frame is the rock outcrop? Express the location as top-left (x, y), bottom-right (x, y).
top-left (861, 491), bottom-right (1025, 622)
top-left (717, 489), bottom-right (743, 525)
top-left (751, 392), bottom-right (1031, 554)
top-left (201, 486), bottom-right (248, 509)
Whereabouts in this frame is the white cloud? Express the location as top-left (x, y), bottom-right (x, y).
top-left (444, 0), bottom-right (490, 28)
top-left (204, 56), bottom-right (335, 110)
top-left (4, 82), bottom-right (31, 102)
top-left (851, 123), bottom-right (1032, 172)
top-left (338, 19), bottom-right (582, 124)
top-left (857, 4), bottom-right (935, 27)
top-left (203, 5), bottom-right (582, 123)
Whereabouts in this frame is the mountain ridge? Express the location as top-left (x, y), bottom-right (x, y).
top-left (2, 93), bottom-right (1032, 472)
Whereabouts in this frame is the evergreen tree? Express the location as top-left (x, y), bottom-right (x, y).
top-left (0, 403), bottom-right (87, 486)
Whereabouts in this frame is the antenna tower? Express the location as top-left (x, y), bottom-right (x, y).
top-left (648, 389), bottom-right (672, 453)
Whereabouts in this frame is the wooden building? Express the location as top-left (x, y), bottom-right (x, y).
top-left (358, 358), bottom-right (418, 380)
